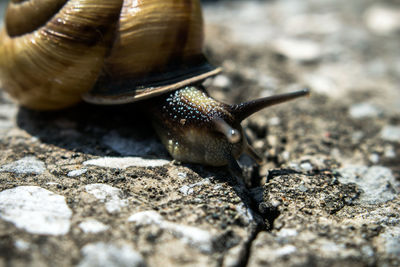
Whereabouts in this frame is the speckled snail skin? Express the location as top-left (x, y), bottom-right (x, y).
top-left (0, 0), bottom-right (309, 170)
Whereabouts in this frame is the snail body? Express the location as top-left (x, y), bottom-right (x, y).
top-left (0, 0), bottom-right (309, 168)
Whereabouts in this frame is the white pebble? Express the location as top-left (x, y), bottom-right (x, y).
top-left (300, 162), bottom-right (313, 172)
top-left (235, 203), bottom-right (254, 224)
top-left (272, 38), bottom-right (322, 62)
top-left (83, 157), bottom-right (169, 169)
top-left (380, 125), bottom-right (400, 142)
top-left (268, 117), bottom-right (281, 126)
top-left (14, 239), bottom-right (30, 251)
top-left (384, 146), bottom-right (396, 158)
top-left (79, 219), bottom-right (110, 234)
top-left (274, 245), bottom-right (297, 257)
top-left (128, 210), bottom-right (213, 253)
top-left (212, 74), bottom-right (231, 88)
top-left (78, 242), bottom-right (145, 267)
top-left (178, 178), bottom-right (210, 196)
top-left (364, 5), bottom-right (400, 35)
top-left (276, 228), bottom-right (298, 238)
top-left (349, 103), bottom-right (381, 119)
top-left (85, 184), bottom-right (128, 213)
top-left (380, 227), bottom-right (400, 256)
top-left (68, 168), bottom-right (87, 177)
top-left (177, 172), bottom-right (187, 179)
top-left (369, 153), bottom-right (380, 164)
top-left (338, 165), bottom-right (399, 204)
top-left (0, 186), bottom-right (72, 235)
top-left (0, 156), bottom-right (45, 175)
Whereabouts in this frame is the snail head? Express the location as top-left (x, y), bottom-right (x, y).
top-left (151, 86), bottom-right (310, 170)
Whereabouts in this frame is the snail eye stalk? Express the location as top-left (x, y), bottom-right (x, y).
top-left (213, 118), bottom-right (241, 143)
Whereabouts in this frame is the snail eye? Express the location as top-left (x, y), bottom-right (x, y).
top-left (227, 129), bottom-right (241, 143)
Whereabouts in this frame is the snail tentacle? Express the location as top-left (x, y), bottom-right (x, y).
top-left (230, 88), bottom-right (310, 123)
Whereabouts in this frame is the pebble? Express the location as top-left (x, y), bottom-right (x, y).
top-left (268, 117), bottom-right (281, 126)
top-left (235, 203), bottom-right (254, 224)
top-left (0, 186), bottom-right (72, 235)
top-left (379, 227), bottom-right (400, 256)
top-left (380, 125), bottom-right (400, 142)
top-left (300, 162), bottom-right (313, 172)
top-left (271, 38), bottom-right (322, 62)
top-left (68, 168), bottom-right (87, 177)
top-left (384, 146), bottom-right (396, 158)
top-left (14, 239), bottom-right (30, 251)
top-left (0, 104), bottom-right (17, 131)
top-left (364, 5), bottom-right (400, 35)
top-left (177, 172), bottom-right (187, 179)
top-left (78, 242), bottom-right (146, 267)
top-left (368, 153), bottom-right (379, 164)
top-left (83, 157), bottom-right (169, 169)
top-left (212, 74), bottom-right (231, 88)
top-left (349, 103), bottom-right (382, 119)
top-left (85, 184), bottom-right (128, 213)
top-left (0, 156), bottom-right (45, 175)
top-left (276, 228), bottom-right (298, 238)
top-left (338, 165), bottom-right (398, 204)
top-left (273, 245), bottom-right (297, 257)
top-left (128, 210), bottom-right (213, 253)
top-left (79, 219), bottom-right (110, 234)
top-left (178, 178), bottom-right (211, 196)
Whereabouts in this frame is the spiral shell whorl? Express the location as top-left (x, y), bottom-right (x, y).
top-left (0, 0), bottom-right (123, 109)
top-left (0, 0), bottom-right (206, 110)
top-left (5, 0), bottom-right (68, 37)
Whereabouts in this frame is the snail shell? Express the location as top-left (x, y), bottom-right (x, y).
top-left (0, 0), bottom-right (310, 168)
top-left (0, 0), bottom-right (219, 110)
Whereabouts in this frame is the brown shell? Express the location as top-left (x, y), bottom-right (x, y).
top-left (0, 0), bottom-right (220, 110)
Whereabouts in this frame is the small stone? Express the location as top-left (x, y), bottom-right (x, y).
top-left (379, 227), bottom-right (400, 256)
top-left (300, 162), bottom-right (313, 172)
top-left (14, 239), bottom-right (30, 251)
top-left (298, 184), bottom-right (308, 192)
top-left (128, 210), bottom-right (163, 225)
top-left (177, 172), bottom-right (187, 179)
top-left (349, 103), bottom-right (382, 119)
top-left (235, 203), bottom-right (254, 224)
top-left (0, 186), bottom-right (72, 235)
top-left (68, 168), bottom-right (87, 177)
top-left (369, 153), bottom-right (379, 164)
top-left (276, 228), bottom-right (298, 238)
top-left (179, 185), bottom-right (193, 195)
top-left (271, 38), bottom-right (322, 62)
top-left (364, 5), bottom-right (400, 35)
top-left (79, 219), bottom-right (110, 234)
top-left (128, 210), bottom-right (214, 253)
top-left (212, 74), bottom-right (231, 88)
top-left (178, 178), bottom-right (211, 196)
top-left (83, 157), bottom-right (169, 169)
top-left (384, 146), bottom-right (396, 158)
top-left (338, 165), bottom-right (399, 204)
top-left (273, 245), bottom-right (297, 257)
top-left (85, 184), bottom-right (128, 213)
top-left (380, 125), bottom-right (400, 142)
top-left (268, 117), bottom-right (281, 126)
top-left (0, 156), bottom-right (45, 175)
top-left (78, 242), bottom-right (145, 267)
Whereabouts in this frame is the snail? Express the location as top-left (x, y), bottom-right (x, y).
top-left (0, 0), bottom-right (309, 171)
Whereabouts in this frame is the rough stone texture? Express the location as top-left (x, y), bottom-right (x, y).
top-left (0, 0), bottom-right (399, 266)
